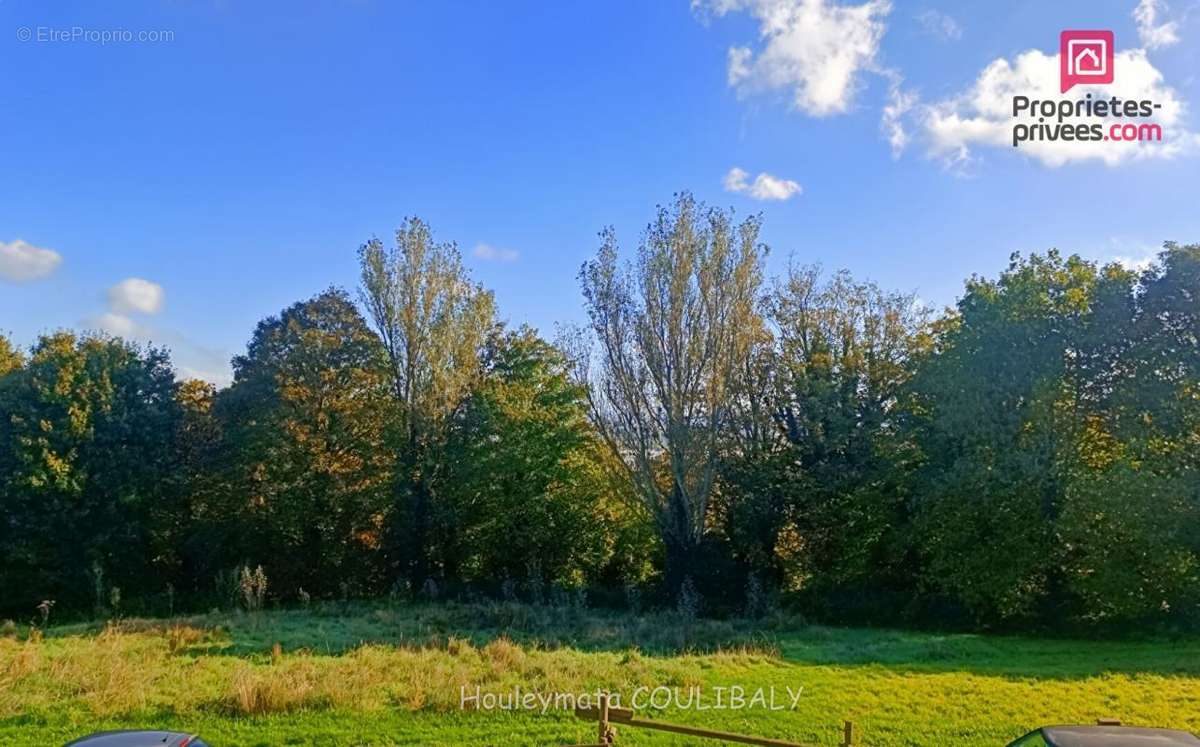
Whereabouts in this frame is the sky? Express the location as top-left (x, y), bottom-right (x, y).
top-left (2, 0), bottom-right (1198, 385)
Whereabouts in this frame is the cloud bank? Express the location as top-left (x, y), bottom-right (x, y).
top-left (697, 0), bottom-right (892, 116)
top-left (0, 240), bottom-right (62, 283)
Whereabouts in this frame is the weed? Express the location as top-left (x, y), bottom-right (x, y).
top-left (35, 600), bottom-right (54, 629)
top-left (239, 565), bottom-right (268, 612)
top-left (165, 625), bottom-right (206, 654)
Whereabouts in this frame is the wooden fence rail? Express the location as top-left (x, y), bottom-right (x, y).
top-left (561, 693), bottom-right (856, 747)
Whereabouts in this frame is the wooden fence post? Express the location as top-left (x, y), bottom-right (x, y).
top-left (598, 693), bottom-right (613, 745)
top-left (841, 720), bottom-right (854, 747)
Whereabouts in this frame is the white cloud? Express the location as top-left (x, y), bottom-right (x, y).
top-left (1134, 0), bottom-right (1180, 50)
top-left (920, 48), bottom-right (1195, 167)
top-left (915, 8), bottom-right (961, 41)
top-left (724, 167), bottom-right (803, 200)
top-left (108, 277), bottom-right (165, 314)
top-left (472, 243), bottom-right (519, 263)
top-left (881, 77), bottom-right (917, 157)
top-left (89, 312), bottom-right (148, 338)
top-left (723, 167), bottom-right (752, 192)
top-left (0, 240), bottom-right (62, 282)
top-left (696, 0), bottom-right (892, 117)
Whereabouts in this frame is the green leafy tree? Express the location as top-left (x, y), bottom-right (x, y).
top-left (1059, 456), bottom-right (1200, 622)
top-left (358, 219), bottom-right (497, 585)
top-left (1120, 243), bottom-right (1200, 448)
top-left (1054, 244), bottom-right (1200, 622)
top-left (216, 288), bottom-right (394, 598)
top-left (444, 328), bottom-right (633, 586)
top-left (720, 267), bottom-right (928, 599)
top-left (775, 267), bottom-right (928, 593)
top-left (909, 252), bottom-right (1139, 622)
top-left (0, 332), bottom-right (179, 614)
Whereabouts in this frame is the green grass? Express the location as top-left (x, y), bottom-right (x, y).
top-left (2, 602), bottom-right (1198, 746)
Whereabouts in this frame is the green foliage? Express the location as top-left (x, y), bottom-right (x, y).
top-left (0, 208), bottom-right (1195, 634)
top-left (1059, 456), bottom-right (1200, 621)
top-left (358, 219), bottom-right (497, 585)
top-left (443, 328), bottom-right (652, 588)
top-left (718, 266), bottom-right (928, 597)
top-left (0, 332), bottom-right (180, 614)
top-left (910, 246), bottom-right (1200, 626)
top-left (214, 288), bottom-right (394, 599)
top-left (166, 378), bottom-right (223, 591)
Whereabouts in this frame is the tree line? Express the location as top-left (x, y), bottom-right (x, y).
top-left (1, 193), bottom-right (1197, 631)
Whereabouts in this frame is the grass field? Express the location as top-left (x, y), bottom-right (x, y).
top-left (1, 602), bottom-right (1198, 746)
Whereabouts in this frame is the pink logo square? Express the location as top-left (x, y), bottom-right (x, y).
top-left (1060, 30), bottom-right (1114, 93)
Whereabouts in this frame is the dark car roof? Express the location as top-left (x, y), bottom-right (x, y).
top-left (63, 731), bottom-right (199, 747)
top-left (1044, 726), bottom-right (1200, 746)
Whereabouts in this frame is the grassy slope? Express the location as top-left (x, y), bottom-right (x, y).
top-left (1, 603), bottom-right (1198, 746)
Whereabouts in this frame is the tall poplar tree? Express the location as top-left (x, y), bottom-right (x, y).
top-left (358, 218), bottom-right (496, 585)
top-left (577, 193), bottom-right (766, 593)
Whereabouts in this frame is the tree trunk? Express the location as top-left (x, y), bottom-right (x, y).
top-left (663, 532), bottom-right (702, 603)
top-left (662, 480), bottom-right (701, 599)
top-left (406, 473), bottom-right (431, 587)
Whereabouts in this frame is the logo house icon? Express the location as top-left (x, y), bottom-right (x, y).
top-left (1060, 30), bottom-right (1115, 93)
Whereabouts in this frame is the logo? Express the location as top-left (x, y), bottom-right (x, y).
top-left (1060, 30), bottom-right (1114, 93)
top-left (1009, 29), bottom-right (1163, 150)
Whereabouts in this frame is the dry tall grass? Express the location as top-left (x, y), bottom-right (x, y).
top-left (0, 606), bottom-right (752, 719)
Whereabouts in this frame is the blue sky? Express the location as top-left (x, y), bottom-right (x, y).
top-left (2, 0), bottom-right (1198, 384)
